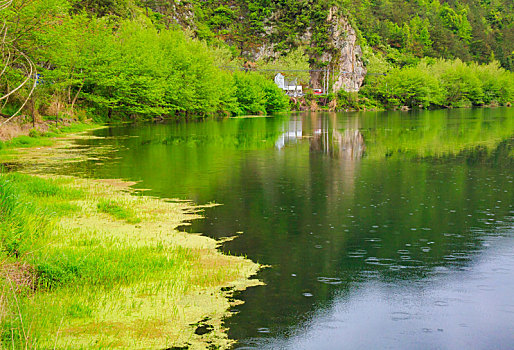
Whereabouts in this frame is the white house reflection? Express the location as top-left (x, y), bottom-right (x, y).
top-left (276, 114), bottom-right (366, 160)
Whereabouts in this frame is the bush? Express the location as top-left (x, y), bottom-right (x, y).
top-left (28, 129), bottom-right (42, 138)
top-left (360, 58), bottom-right (514, 109)
top-left (337, 90), bottom-right (361, 109)
top-left (232, 72), bottom-right (289, 115)
top-left (435, 60), bottom-right (483, 106)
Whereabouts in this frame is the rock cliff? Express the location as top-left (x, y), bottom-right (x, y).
top-left (246, 6), bottom-right (367, 92)
top-left (308, 7), bottom-right (366, 92)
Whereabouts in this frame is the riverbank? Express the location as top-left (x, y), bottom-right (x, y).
top-left (0, 120), bottom-right (104, 162)
top-left (0, 127), bottom-right (260, 349)
top-left (290, 95), bottom-right (512, 113)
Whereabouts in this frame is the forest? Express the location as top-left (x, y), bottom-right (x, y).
top-left (0, 0), bottom-right (512, 122)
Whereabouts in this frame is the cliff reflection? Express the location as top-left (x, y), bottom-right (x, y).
top-left (276, 113), bottom-right (366, 160)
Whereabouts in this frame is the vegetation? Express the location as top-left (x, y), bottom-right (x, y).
top-left (359, 58), bottom-right (514, 109)
top-left (0, 122), bottom-right (100, 165)
top-left (187, 0), bottom-right (513, 70)
top-left (0, 172), bottom-right (259, 348)
top-left (0, 0), bottom-right (290, 125)
top-left (1, 0), bottom-right (512, 124)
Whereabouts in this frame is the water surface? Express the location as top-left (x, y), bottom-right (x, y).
top-left (42, 109), bottom-right (514, 348)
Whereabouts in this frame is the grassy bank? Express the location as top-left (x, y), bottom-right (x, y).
top-left (0, 121), bottom-right (103, 163)
top-left (0, 173), bottom-right (259, 349)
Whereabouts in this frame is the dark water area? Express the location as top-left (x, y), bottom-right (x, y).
top-left (25, 108), bottom-right (514, 348)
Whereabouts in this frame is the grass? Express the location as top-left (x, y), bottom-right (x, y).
top-left (4, 135), bottom-right (54, 148)
top-left (0, 121), bottom-right (103, 163)
top-left (0, 122), bottom-right (101, 150)
top-left (0, 173), bottom-right (260, 349)
top-left (97, 199), bottom-right (141, 224)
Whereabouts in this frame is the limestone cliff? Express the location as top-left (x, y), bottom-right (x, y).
top-left (153, 3), bottom-right (367, 92)
top-left (308, 7), bottom-right (366, 92)
top-left (244, 6), bottom-right (367, 93)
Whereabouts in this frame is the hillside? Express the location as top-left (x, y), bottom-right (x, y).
top-left (0, 0), bottom-right (512, 125)
top-left (136, 0), bottom-right (513, 69)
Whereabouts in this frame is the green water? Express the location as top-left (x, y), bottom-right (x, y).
top-left (51, 108), bottom-right (514, 348)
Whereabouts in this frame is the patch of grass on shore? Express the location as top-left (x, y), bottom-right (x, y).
top-left (4, 135), bottom-right (54, 148)
top-left (0, 173), bottom-right (259, 349)
top-left (97, 199), bottom-right (141, 224)
top-left (1, 122), bottom-right (100, 150)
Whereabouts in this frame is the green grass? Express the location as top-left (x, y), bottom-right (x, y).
top-left (1, 122), bottom-right (100, 151)
top-left (5, 135), bottom-right (54, 148)
top-left (0, 172), bottom-right (258, 349)
top-left (97, 199), bottom-right (141, 224)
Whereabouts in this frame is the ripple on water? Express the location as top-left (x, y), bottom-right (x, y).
top-left (443, 255), bottom-right (457, 261)
top-left (317, 277), bottom-right (343, 285)
top-left (434, 300), bottom-right (449, 307)
top-left (257, 328), bottom-right (270, 334)
top-left (399, 259), bottom-right (425, 269)
top-left (491, 267), bottom-right (510, 274)
top-left (391, 312), bottom-right (411, 321)
top-left (389, 265), bottom-right (404, 271)
top-left (347, 249), bottom-right (367, 258)
top-left (365, 257), bottom-right (379, 264)
top-left (452, 252), bottom-right (469, 259)
top-left (477, 285), bottom-right (494, 291)
top-left (433, 266), bottom-right (450, 274)
top-left (364, 257), bottom-right (395, 266)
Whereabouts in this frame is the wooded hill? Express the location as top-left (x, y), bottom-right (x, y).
top-left (0, 0), bottom-right (512, 123)
top-left (106, 0), bottom-right (513, 70)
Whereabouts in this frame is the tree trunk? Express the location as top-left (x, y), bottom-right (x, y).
top-left (31, 94), bottom-right (36, 128)
top-left (71, 85), bottom-right (83, 112)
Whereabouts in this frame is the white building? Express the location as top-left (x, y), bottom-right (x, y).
top-left (274, 73), bottom-right (285, 90)
top-left (274, 73), bottom-right (303, 97)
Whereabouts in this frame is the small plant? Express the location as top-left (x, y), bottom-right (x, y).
top-left (28, 129), bottom-right (41, 138)
top-left (97, 199), bottom-right (141, 224)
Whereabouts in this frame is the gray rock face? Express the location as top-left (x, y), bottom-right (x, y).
top-left (249, 7), bottom-right (367, 92)
top-left (308, 7), bottom-right (366, 92)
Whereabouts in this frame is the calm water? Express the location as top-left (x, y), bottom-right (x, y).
top-left (46, 109), bottom-right (514, 348)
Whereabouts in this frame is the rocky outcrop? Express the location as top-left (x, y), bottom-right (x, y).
top-left (149, 0), bottom-right (195, 29)
top-left (308, 7), bottom-right (366, 92)
top-left (250, 6), bottom-right (367, 93)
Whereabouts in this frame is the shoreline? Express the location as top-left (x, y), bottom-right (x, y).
top-left (0, 125), bottom-right (261, 349)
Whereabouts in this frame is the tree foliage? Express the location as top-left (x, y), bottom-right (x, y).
top-left (361, 59), bottom-right (513, 108)
top-left (1, 0), bottom-right (512, 122)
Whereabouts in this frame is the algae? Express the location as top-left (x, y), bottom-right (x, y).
top-left (0, 126), bottom-right (261, 349)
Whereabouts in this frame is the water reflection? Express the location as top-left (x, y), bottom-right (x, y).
top-left (309, 113), bottom-right (366, 160)
top-left (6, 108), bottom-right (514, 349)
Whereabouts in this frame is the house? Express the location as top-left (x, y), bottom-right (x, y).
top-left (274, 73), bottom-right (303, 97)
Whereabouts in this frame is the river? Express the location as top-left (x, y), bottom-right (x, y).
top-left (53, 108), bottom-right (514, 349)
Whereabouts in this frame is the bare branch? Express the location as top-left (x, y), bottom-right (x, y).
top-left (0, 1), bottom-right (37, 125)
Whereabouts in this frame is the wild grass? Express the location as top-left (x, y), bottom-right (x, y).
top-left (1, 122), bottom-right (100, 150)
top-left (5, 135), bottom-right (54, 148)
top-left (0, 173), bottom-right (259, 349)
top-left (97, 199), bottom-right (141, 224)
